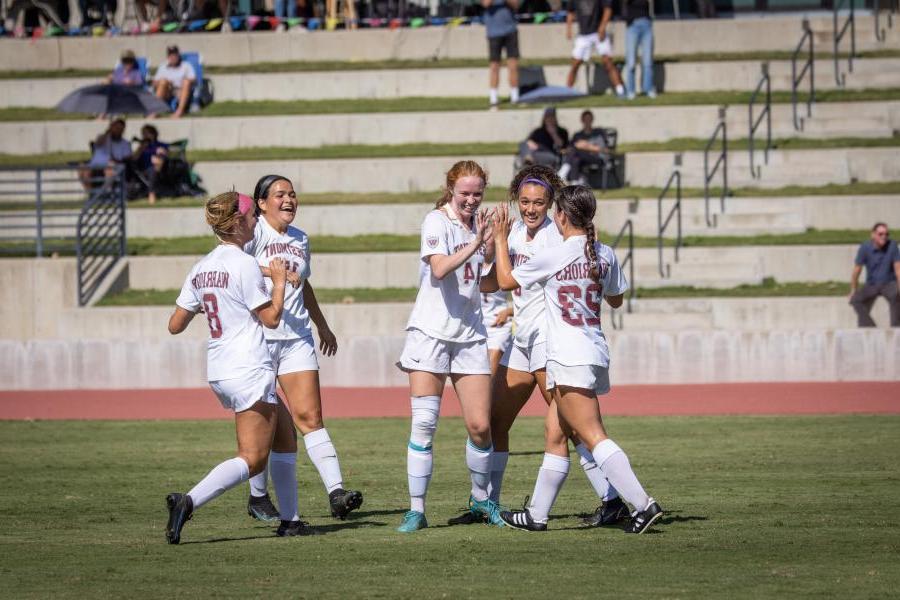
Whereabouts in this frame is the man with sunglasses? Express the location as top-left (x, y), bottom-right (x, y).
top-left (850, 223), bottom-right (900, 327)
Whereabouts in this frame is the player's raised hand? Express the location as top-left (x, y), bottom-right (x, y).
top-left (493, 201), bottom-right (512, 238)
top-left (475, 208), bottom-right (492, 243)
top-left (269, 258), bottom-right (288, 287)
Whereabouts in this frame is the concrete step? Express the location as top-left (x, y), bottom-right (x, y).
top-left (3, 100), bottom-right (898, 155)
top-left (5, 57), bottom-right (899, 108)
top-left (123, 244), bottom-right (859, 291)
top-left (1, 14), bottom-right (896, 72)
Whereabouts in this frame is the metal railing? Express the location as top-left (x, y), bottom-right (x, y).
top-left (833, 0), bottom-right (856, 87)
top-left (791, 19), bottom-right (815, 132)
top-left (703, 107), bottom-right (728, 228)
top-left (657, 155), bottom-right (683, 279)
top-left (609, 217), bottom-right (634, 330)
top-left (76, 176), bottom-right (127, 307)
top-left (748, 62), bottom-right (772, 180)
top-left (875, 0), bottom-right (897, 41)
top-left (0, 166), bottom-right (94, 257)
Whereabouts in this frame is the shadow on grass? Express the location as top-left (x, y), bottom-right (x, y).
top-left (181, 519), bottom-right (385, 544)
top-left (346, 508), bottom-right (407, 519)
top-left (509, 450), bottom-right (544, 457)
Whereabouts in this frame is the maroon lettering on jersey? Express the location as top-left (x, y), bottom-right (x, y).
top-left (512, 253), bottom-right (530, 267)
top-left (265, 242), bottom-right (306, 260)
top-left (192, 270), bottom-right (230, 289)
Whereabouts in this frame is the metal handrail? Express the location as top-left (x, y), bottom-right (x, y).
top-left (703, 107), bottom-right (728, 228)
top-left (657, 155), bottom-right (682, 279)
top-left (75, 175), bottom-right (127, 306)
top-left (609, 218), bottom-right (634, 330)
top-left (791, 19), bottom-right (815, 132)
top-left (833, 0), bottom-right (856, 87)
top-left (748, 62), bottom-right (772, 180)
top-left (875, 0), bottom-right (897, 41)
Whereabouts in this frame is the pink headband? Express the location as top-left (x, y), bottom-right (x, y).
top-left (237, 193), bottom-right (254, 215)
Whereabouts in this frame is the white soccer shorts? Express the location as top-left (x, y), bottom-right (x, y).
top-left (572, 33), bottom-right (613, 62)
top-left (545, 360), bottom-right (611, 396)
top-left (267, 336), bottom-right (319, 375)
top-left (209, 367), bottom-right (278, 413)
top-left (397, 328), bottom-right (491, 375)
top-left (486, 322), bottom-right (513, 353)
top-left (500, 341), bottom-right (548, 374)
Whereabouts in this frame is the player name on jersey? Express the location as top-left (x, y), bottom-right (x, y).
top-left (556, 259), bottom-right (609, 282)
top-left (264, 242), bottom-right (307, 259)
top-left (192, 270), bottom-right (230, 289)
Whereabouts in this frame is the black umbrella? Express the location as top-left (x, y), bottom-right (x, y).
top-left (55, 84), bottom-right (171, 116)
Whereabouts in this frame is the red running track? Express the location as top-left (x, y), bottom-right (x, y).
top-left (0, 382), bottom-right (897, 420)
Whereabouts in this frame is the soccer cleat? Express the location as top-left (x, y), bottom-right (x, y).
top-left (448, 510), bottom-right (487, 526)
top-left (276, 519), bottom-right (318, 537)
top-left (468, 496), bottom-right (506, 528)
top-left (581, 496), bottom-right (630, 528)
top-left (499, 507), bottom-right (547, 532)
top-left (397, 510), bottom-right (428, 533)
top-left (624, 499), bottom-right (664, 534)
top-left (329, 488), bottom-right (364, 520)
top-left (247, 493), bottom-right (280, 523)
top-left (165, 493), bottom-right (193, 545)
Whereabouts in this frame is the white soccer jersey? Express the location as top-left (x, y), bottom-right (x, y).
top-left (507, 217), bottom-right (563, 348)
top-left (406, 208), bottom-right (488, 342)
top-left (512, 235), bottom-right (627, 368)
top-left (481, 289), bottom-right (510, 327)
top-left (176, 244), bottom-right (274, 381)
top-left (244, 218), bottom-right (312, 340)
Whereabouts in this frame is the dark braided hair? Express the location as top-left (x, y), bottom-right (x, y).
top-left (507, 164), bottom-right (564, 208)
top-left (556, 185), bottom-right (600, 283)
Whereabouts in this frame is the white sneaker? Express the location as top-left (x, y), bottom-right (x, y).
top-left (647, 90), bottom-right (658, 99)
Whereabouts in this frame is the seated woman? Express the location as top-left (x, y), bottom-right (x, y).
top-left (518, 107), bottom-right (570, 169)
top-left (79, 118), bottom-right (132, 192)
top-left (131, 124), bottom-right (169, 204)
top-left (106, 50), bottom-right (145, 87)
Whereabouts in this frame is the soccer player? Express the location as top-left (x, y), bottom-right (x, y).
top-left (164, 191), bottom-right (294, 544)
top-left (482, 165), bottom-right (628, 528)
top-left (566, 0), bottom-right (625, 97)
top-left (243, 174), bottom-right (363, 524)
top-left (396, 160), bottom-right (504, 532)
top-left (482, 290), bottom-right (513, 375)
top-left (491, 185), bottom-right (663, 534)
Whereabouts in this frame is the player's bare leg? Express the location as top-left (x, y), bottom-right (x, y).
top-left (278, 370), bottom-right (363, 519)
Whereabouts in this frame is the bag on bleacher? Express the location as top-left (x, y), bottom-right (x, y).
top-left (518, 66), bottom-right (547, 95)
top-left (198, 78), bottom-right (215, 108)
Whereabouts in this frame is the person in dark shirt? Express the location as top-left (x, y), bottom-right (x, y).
top-left (483, 0), bottom-right (521, 109)
top-left (131, 124), bottom-right (169, 204)
top-left (622, 0), bottom-right (655, 99)
top-left (850, 222), bottom-right (900, 327)
top-left (558, 110), bottom-right (612, 183)
top-left (565, 0), bottom-right (623, 97)
top-left (519, 107), bottom-right (570, 168)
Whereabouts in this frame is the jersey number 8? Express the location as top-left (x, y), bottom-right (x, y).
top-left (557, 284), bottom-right (601, 327)
top-left (202, 293), bottom-right (223, 339)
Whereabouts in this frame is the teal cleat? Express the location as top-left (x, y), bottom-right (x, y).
top-left (397, 510), bottom-right (428, 533)
top-left (469, 496), bottom-right (506, 527)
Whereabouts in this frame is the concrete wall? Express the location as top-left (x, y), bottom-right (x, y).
top-left (0, 15), bottom-right (897, 71)
top-left (5, 57), bottom-right (900, 108)
top-left (3, 101), bottom-right (898, 155)
top-left (2, 328), bottom-right (896, 389)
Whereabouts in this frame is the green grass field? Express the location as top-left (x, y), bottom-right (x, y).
top-left (1, 416), bottom-right (898, 598)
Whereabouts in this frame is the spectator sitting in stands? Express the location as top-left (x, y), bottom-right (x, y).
top-left (79, 118), bottom-right (132, 191)
top-left (558, 109), bottom-right (611, 183)
top-left (150, 46), bottom-right (196, 119)
top-left (850, 222), bottom-right (900, 327)
top-left (518, 107), bottom-right (570, 168)
top-left (106, 50), bottom-right (145, 87)
top-left (131, 124), bottom-right (169, 204)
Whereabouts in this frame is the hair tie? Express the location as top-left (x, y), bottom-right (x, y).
top-left (237, 193), bottom-right (254, 215)
top-left (517, 177), bottom-right (552, 194)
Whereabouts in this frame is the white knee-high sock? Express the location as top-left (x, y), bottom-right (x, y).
top-left (575, 442), bottom-right (619, 502)
top-left (187, 457), bottom-right (250, 510)
top-left (269, 451), bottom-right (299, 522)
top-left (466, 439), bottom-right (492, 502)
top-left (488, 451), bottom-right (509, 503)
top-left (592, 439), bottom-right (650, 511)
top-left (408, 395), bottom-right (441, 514)
top-left (249, 466), bottom-right (268, 497)
top-left (304, 428), bottom-right (344, 494)
top-left (528, 453), bottom-right (570, 524)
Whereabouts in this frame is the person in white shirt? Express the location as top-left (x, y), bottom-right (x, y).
top-left (151, 45), bottom-right (196, 119)
top-left (491, 184), bottom-right (663, 534)
top-left (164, 191), bottom-right (292, 544)
top-left (242, 174), bottom-right (363, 526)
top-left (478, 165), bottom-right (628, 530)
top-left (396, 160), bottom-right (503, 532)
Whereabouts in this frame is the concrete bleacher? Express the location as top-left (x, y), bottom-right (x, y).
top-left (1, 11), bottom-right (898, 390)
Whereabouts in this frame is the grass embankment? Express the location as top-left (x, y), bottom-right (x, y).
top-left (1, 416), bottom-right (898, 597)
top-left (1, 88), bottom-right (898, 122)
